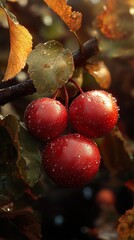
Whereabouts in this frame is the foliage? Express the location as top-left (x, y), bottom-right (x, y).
top-left (117, 208), bottom-right (134, 240)
top-left (0, 0), bottom-right (134, 239)
top-left (27, 40), bottom-right (74, 94)
top-left (85, 61), bottom-right (111, 89)
top-left (0, 0), bottom-right (32, 80)
top-left (43, 0), bottom-right (82, 31)
top-left (99, 127), bottom-right (134, 179)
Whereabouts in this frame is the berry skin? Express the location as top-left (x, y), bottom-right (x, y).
top-left (24, 98), bottom-right (68, 141)
top-left (42, 134), bottom-right (101, 187)
top-left (69, 90), bottom-right (119, 138)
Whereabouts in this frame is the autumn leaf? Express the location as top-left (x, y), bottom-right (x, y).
top-left (117, 208), bottom-right (134, 240)
top-left (0, 5), bottom-right (32, 81)
top-left (85, 61), bottom-right (111, 89)
top-left (43, 0), bottom-right (82, 32)
top-left (98, 127), bottom-right (134, 179)
top-left (97, 0), bottom-right (129, 40)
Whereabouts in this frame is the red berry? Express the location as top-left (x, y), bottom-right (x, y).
top-left (69, 90), bottom-right (119, 138)
top-left (42, 134), bottom-right (101, 187)
top-left (24, 98), bottom-right (68, 141)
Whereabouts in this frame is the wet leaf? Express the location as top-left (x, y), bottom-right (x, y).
top-left (0, 115), bottom-right (42, 188)
top-left (17, 124), bottom-right (42, 187)
top-left (85, 61), bottom-right (111, 89)
top-left (0, 124), bottom-right (26, 206)
top-left (0, 5), bottom-right (32, 80)
top-left (43, 0), bottom-right (82, 31)
top-left (0, 117), bottom-right (42, 207)
top-left (117, 207), bottom-right (134, 240)
top-left (99, 127), bottom-right (134, 179)
top-left (27, 40), bottom-right (74, 94)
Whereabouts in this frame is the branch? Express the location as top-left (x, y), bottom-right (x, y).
top-left (0, 38), bottom-right (98, 105)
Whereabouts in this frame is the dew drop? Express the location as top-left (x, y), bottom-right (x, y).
top-left (87, 98), bottom-right (91, 102)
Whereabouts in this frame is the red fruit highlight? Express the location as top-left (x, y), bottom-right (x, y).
top-left (24, 98), bottom-right (68, 141)
top-left (42, 134), bottom-right (101, 187)
top-left (69, 90), bottom-right (119, 138)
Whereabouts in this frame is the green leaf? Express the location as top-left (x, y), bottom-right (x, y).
top-left (0, 114), bottom-right (19, 145)
top-left (0, 115), bottom-right (42, 190)
top-left (17, 124), bottom-right (42, 187)
top-left (0, 133), bottom-right (25, 207)
top-left (0, 165), bottom-right (26, 206)
top-left (27, 40), bottom-right (74, 94)
top-left (0, 114), bottom-right (42, 207)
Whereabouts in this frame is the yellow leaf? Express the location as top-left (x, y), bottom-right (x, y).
top-left (1, 8), bottom-right (32, 81)
top-left (117, 208), bottom-right (134, 240)
top-left (43, 0), bottom-right (82, 32)
top-left (85, 61), bottom-right (111, 89)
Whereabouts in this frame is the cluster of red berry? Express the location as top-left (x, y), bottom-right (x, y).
top-left (24, 90), bottom-right (119, 188)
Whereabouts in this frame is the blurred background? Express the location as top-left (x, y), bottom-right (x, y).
top-left (0, 0), bottom-right (134, 239)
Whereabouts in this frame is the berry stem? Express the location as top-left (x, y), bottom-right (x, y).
top-left (53, 88), bottom-right (60, 100)
top-left (63, 85), bottom-right (69, 109)
top-left (69, 78), bottom-right (84, 94)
